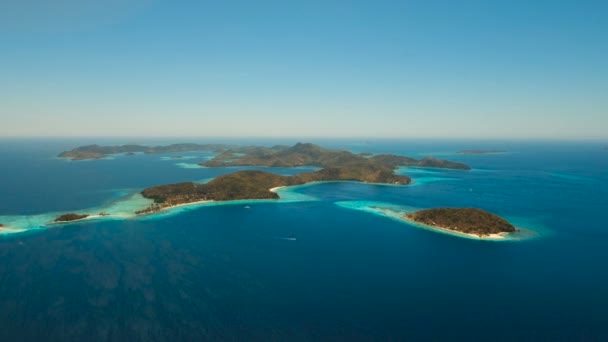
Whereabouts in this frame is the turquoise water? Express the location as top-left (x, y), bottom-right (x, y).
top-left (0, 139), bottom-right (607, 341)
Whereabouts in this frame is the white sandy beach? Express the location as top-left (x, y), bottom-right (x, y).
top-left (48, 198), bottom-right (214, 225)
top-left (49, 213), bottom-right (107, 225)
top-left (399, 215), bottom-right (509, 240)
top-left (0, 225), bottom-right (27, 234)
top-left (158, 199), bottom-right (213, 212)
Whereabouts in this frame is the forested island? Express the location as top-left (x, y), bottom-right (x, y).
top-left (58, 143), bottom-right (233, 160)
top-left (200, 143), bottom-right (470, 170)
top-left (137, 168), bottom-right (410, 214)
top-left (54, 213), bottom-right (90, 222)
top-left (405, 208), bottom-right (516, 237)
top-left (59, 142), bottom-right (471, 171)
top-left (133, 143), bottom-right (470, 213)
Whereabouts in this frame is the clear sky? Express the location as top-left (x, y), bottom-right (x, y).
top-left (1, 0), bottom-right (606, 139)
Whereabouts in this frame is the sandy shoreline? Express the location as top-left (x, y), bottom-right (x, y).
top-left (49, 188), bottom-right (288, 225)
top-left (49, 213), bottom-right (108, 225)
top-left (134, 199), bottom-right (214, 216)
top-left (0, 224), bottom-right (27, 234)
top-left (147, 185), bottom-right (291, 213)
top-left (2, 183), bottom-right (320, 235)
top-left (49, 199), bottom-right (215, 224)
top-left (399, 215), bottom-right (508, 240)
top-left (157, 199), bottom-right (213, 212)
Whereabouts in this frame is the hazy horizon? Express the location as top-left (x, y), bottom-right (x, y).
top-left (1, 1), bottom-right (607, 139)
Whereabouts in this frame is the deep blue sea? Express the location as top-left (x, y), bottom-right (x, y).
top-left (0, 138), bottom-right (607, 341)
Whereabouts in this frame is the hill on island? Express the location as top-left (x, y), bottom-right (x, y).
top-left (59, 142), bottom-right (471, 171)
top-left (136, 143), bottom-right (472, 213)
top-left (201, 142), bottom-right (470, 170)
top-left (406, 208), bottom-right (516, 236)
top-left (138, 167), bottom-right (411, 213)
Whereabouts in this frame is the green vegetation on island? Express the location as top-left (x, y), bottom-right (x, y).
top-left (405, 208), bottom-right (516, 236)
top-left (54, 213), bottom-right (90, 222)
top-left (369, 154), bottom-right (470, 170)
top-left (137, 167), bottom-right (411, 214)
top-left (59, 142), bottom-right (472, 216)
top-left (201, 143), bottom-right (471, 170)
top-left (59, 142), bottom-right (470, 171)
top-left (131, 142), bottom-right (471, 213)
top-left (58, 143), bottom-right (234, 160)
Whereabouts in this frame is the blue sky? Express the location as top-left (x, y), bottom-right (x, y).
top-left (1, 0), bottom-right (606, 138)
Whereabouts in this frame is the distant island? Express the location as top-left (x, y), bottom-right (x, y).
top-left (405, 208), bottom-right (516, 237)
top-left (0, 224), bottom-right (4, 228)
top-left (200, 143), bottom-right (471, 170)
top-left (59, 142), bottom-right (470, 171)
top-left (58, 143), bottom-right (234, 160)
top-left (457, 150), bottom-right (506, 155)
top-left (54, 213), bottom-right (90, 222)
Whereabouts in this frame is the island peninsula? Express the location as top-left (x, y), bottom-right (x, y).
top-left (405, 208), bottom-right (516, 238)
top-left (131, 143), bottom-right (470, 213)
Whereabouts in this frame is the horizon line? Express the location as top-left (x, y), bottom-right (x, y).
top-left (1, 135), bottom-right (607, 142)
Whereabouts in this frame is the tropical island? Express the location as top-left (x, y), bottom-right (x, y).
top-left (404, 208), bottom-right (516, 238)
top-left (0, 224), bottom-right (4, 228)
top-left (58, 143), bottom-right (234, 160)
top-left (54, 213), bottom-right (90, 222)
top-left (131, 143), bottom-right (470, 213)
top-left (59, 142), bottom-right (471, 171)
top-left (200, 142), bottom-right (471, 170)
top-left (137, 167), bottom-right (411, 214)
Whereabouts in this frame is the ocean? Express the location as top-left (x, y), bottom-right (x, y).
top-left (0, 138), bottom-right (607, 341)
